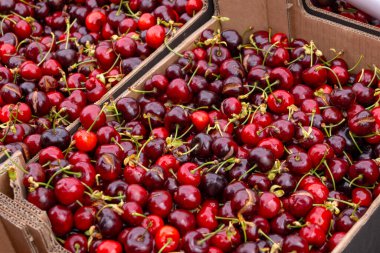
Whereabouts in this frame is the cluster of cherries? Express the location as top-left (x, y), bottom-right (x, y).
top-left (19, 22), bottom-right (380, 253)
top-left (0, 0), bottom-right (203, 158)
top-left (311, 0), bottom-right (380, 27)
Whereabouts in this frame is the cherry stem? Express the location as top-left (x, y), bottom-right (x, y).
top-left (124, 1), bottom-right (140, 19)
top-left (177, 144), bottom-right (199, 156)
top-left (137, 137), bottom-right (153, 161)
top-left (37, 32), bottom-right (55, 66)
top-left (262, 41), bottom-right (280, 67)
top-left (348, 131), bottom-right (363, 154)
top-left (81, 182), bottom-right (93, 194)
top-left (198, 224), bottom-right (225, 245)
top-left (70, 59), bottom-right (97, 70)
top-left (323, 161), bottom-right (336, 191)
top-left (45, 165), bottom-right (72, 188)
top-left (116, 0), bottom-right (124, 16)
top-left (87, 103), bottom-right (108, 133)
top-left (191, 160), bottom-right (218, 174)
top-left (157, 238), bottom-right (172, 253)
top-left (348, 54), bottom-right (364, 72)
top-left (259, 229), bottom-right (279, 249)
top-left (164, 37), bottom-right (183, 58)
top-left (327, 197), bottom-right (357, 208)
top-left (316, 65), bottom-right (342, 89)
top-left (238, 164), bottom-right (257, 181)
top-left (367, 65), bottom-right (379, 87)
top-left (177, 125), bottom-right (193, 140)
top-left (186, 66), bottom-right (199, 87)
top-left (1, 149), bottom-right (28, 174)
top-left (65, 18), bottom-right (77, 50)
top-left (342, 151), bottom-right (353, 165)
top-left (131, 212), bottom-right (146, 218)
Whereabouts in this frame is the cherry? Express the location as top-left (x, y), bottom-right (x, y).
top-left (302, 182), bottom-right (329, 204)
top-left (54, 177), bottom-right (85, 206)
top-left (258, 192), bottom-right (281, 219)
top-left (86, 11), bottom-right (107, 32)
top-left (146, 25), bottom-right (165, 49)
top-left (287, 152), bottom-right (312, 175)
top-left (257, 137), bottom-right (284, 159)
top-left (74, 206), bottom-right (96, 231)
top-left (41, 127), bottom-right (71, 150)
top-left (96, 240), bottom-right (122, 253)
top-left (240, 123), bottom-right (264, 146)
top-left (307, 143), bottom-right (334, 168)
top-left (327, 232), bottom-right (346, 251)
top-left (182, 230), bottom-right (210, 253)
top-left (154, 225), bottom-right (180, 253)
top-left (80, 105), bottom-right (106, 131)
top-left (124, 226), bottom-right (153, 253)
top-left (64, 234), bottom-right (87, 253)
top-left (282, 234), bottom-right (309, 253)
top-left (174, 184), bottom-right (201, 210)
top-left (141, 214), bottom-right (164, 236)
top-left (186, 0), bottom-right (203, 16)
top-left (98, 208), bottom-right (123, 238)
top-left (348, 110), bottom-right (375, 136)
top-left (48, 205), bottom-right (73, 236)
top-left (267, 90), bottom-right (295, 114)
top-left (248, 147), bottom-right (275, 172)
top-left (302, 64), bottom-right (327, 87)
top-left (27, 187), bottom-right (56, 211)
top-left (167, 78), bottom-right (192, 104)
top-left (231, 188), bottom-right (258, 217)
top-left (39, 146), bottom-right (64, 165)
top-left (147, 190), bottom-right (173, 218)
top-left (168, 209), bottom-right (196, 235)
top-left (306, 206), bottom-right (332, 233)
top-left (210, 225), bottom-right (241, 252)
top-left (348, 159), bottom-right (379, 186)
top-left (352, 188), bottom-right (372, 207)
top-left (96, 153), bottom-right (122, 181)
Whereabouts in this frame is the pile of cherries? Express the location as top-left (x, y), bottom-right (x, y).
top-left (21, 24), bottom-right (380, 253)
top-left (0, 0), bottom-right (203, 158)
top-left (311, 0), bottom-right (380, 27)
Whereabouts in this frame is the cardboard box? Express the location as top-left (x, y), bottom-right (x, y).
top-left (3, 0), bottom-right (380, 252)
top-left (0, 152), bottom-right (63, 253)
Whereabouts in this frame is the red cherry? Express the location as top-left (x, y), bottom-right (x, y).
top-left (86, 11), bottom-right (107, 32)
top-left (186, 0), bottom-right (203, 16)
top-left (20, 61), bottom-right (42, 81)
top-left (39, 146), bottom-right (64, 165)
top-left (96, 240), bottom-right (122, 253)
top-left (80, 105), bottom-right (106, 131)
top-left (351, 188), bottom-right (372, 207)
top-left (146, 25), bottom-right (166, 49)
top-left (302, 182), bottom-right (329, 204)
top-left (138, 13), bottom-right (155, 30)
top-left (267, 90), bottom-right (295, 114)
top-left (257, 137), bottom-right (284, 159)
top-left (142, 215), bottom-right (164, 236)
top-left (74, 130), bottom-right (98, 152)
top-left (155, 226), bottom-right (180, 253)
top-left (48, 205), bottom-right (73, 236)
top-left (299, 223), bottom-right (326, 247)
top-left (306, 206), bottom-right (332, 233)
top-left (191, 110), bottom-right (210, 131)
top-left (258, 192), bottom-right (281, 219)
top-left (55, 177), bottom-right (85, 205)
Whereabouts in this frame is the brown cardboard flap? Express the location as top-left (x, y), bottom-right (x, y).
top-left (0, 219), bottom-right (16, 253)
